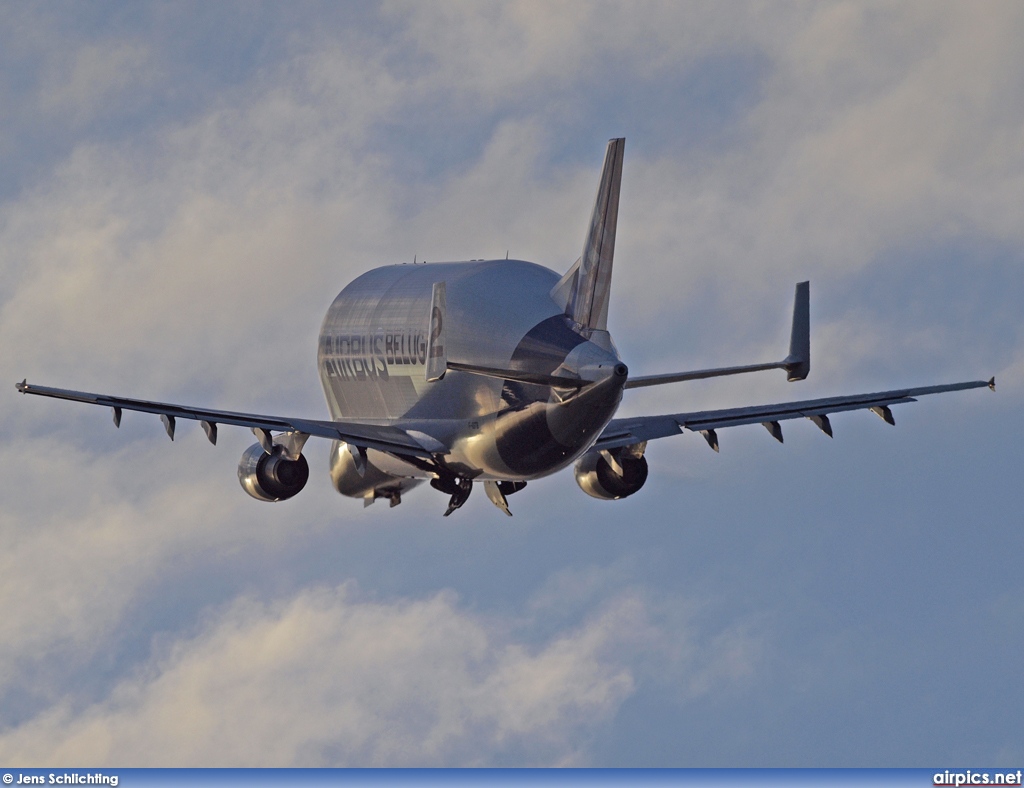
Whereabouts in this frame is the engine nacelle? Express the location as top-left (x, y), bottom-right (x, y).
top-left (574, 449), bottom-right (648, 500)
top-left (238, 443), bottom-right (309, 502)
top-left (329, 441), bottom-right (422, 507)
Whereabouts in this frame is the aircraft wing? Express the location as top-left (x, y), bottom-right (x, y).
top-left (15, 380), bottom-right (440, 459)
top-left (594, 378), bottom-right (995, 453)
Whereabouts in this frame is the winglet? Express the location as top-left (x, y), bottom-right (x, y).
top-left (567, 138), bottom-right (624, 333)
top-left (425, 281), bottom-right (447, 382)
top-left (783, 281), bottom-right (810, 381)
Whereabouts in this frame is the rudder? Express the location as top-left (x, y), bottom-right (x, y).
top-left (567, 137), bottom-right (624, 333)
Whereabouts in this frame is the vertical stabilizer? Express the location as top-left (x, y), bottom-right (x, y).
top-left (567, 137), bottom-right (624, 333)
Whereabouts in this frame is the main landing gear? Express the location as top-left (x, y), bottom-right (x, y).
top-left (439, 477), bottom-right (472, 516)
top-left (484, 480), bottom-right (527, 516)
top-left (430, 477), bottom-right (527, 516)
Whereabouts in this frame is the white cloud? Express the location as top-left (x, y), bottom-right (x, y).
top-left (0, 1), bottom-right (1019, 768)
top-left (614, 2), bottom-right (1024, 358)
top-left (0, 45), bottom-right (400, 409)
top-left (6, 1), bottom-right (1020, 410)
top-left (0, 436), bottom-right (243, 697)
top-left (0, 583), bottom-right (755, 766)
top-left (37, 42), bottom-right (155, 126)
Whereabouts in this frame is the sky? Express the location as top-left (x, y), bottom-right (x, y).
top-left (0, 0), bottom-right (1022, 768)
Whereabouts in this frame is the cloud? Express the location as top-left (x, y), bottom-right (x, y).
top-left (36, 42), bottom-right (155, 126)
top-left (0, 436), bottom-right (244, 703)
top-left (612, 2), bottom-right (1024, 368)
top-left (0, 1), bottom-right (1020, 769)
top-left (0, 43), bottom-right (399, 410)
top-left (6, 2), bottom-right (1020, 408)
top-left (0, 583), bottom-right (756, 766)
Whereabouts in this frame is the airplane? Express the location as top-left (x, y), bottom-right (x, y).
top-left (16, 138), bottom-right (994, 517)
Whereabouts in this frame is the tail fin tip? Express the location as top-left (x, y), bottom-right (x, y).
top-left (567, 137), bottom-right (625, 333)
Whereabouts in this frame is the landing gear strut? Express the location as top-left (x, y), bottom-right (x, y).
top-left (484, 480), bottom-right (527, 516)
top-left (431, 476), bottom-right (473, 516)
top-left (430, 477), bottom-right (527, 516)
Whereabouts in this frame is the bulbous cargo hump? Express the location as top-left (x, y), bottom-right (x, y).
top-left (317, 259), bottom-right (563, 420)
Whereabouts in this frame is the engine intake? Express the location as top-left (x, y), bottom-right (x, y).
top-left (238, 443), bottom-right (309, 502)
top-left (574, 449), bottom-right (648, 500)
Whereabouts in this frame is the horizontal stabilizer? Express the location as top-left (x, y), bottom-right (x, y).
top-left (425, 274), bottom-right (590, 388)
top-left (447, 361), bottom-right (588, 389)
top-left (624, 281), bottom-right (812, 390)
top-left (624, 359), bottom-right (792, 389)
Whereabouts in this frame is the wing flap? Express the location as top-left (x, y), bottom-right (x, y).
top-left (16, 380), bottom-right (439, 459)
top-left (594, 378), bottom-right (993, 451)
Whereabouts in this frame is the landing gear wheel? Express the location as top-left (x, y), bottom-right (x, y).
top-left (440, 477), bottom-right (472, 516)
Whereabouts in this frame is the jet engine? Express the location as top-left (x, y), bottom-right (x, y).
top-left (329, 440), bottom-right (422, 507)
top-left (574, 447), bottom-right (648, 500)
top-left (237, 443), bottom-right (309, 502)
